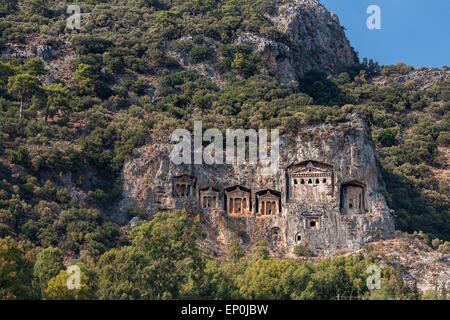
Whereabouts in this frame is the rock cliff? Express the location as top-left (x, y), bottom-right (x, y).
top-left (117, 115), bottom-right (395, 257)
top-left (2, 0), bottom-right (358, 87)
top-left (254, 0), bottom-right (358, 82)
top-left (168, 0), bottom-right (358, 84)
top-left (371, 68), bottom-right (450, 90)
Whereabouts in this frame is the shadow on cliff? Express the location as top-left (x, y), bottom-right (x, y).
top-left (379, 161), bottom-right (450, 241)
top-left (297, 70), bottom-right (349, 106)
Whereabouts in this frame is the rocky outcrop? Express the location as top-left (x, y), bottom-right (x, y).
top-left (367, 235), bottom-right (450, 293)
top-left (3, 0), bottom-right (357, 88)
top-left (117, 115), bottom-right (394, 257)
top-left (33, 45), bottom-right (52, 60)
top-left (245, 0), bottom-right (359, 82)
top-left (371, 69), bottom-right (450, 91)
top-left (167, 0), bottom-right (358, 85)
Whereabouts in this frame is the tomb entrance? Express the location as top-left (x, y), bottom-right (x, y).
top-left (256, 190), bottom-right (281, 215)
top-left (340, 181), bottom-right (366, 214)
top-left (287, 161), bottom-right (334, 204)
top-left (225, 186), bottom-right (251, 216)
top-left (199, 187), bottom-right (220, 210)
top-left (173, 174), bottom-right (196, 197)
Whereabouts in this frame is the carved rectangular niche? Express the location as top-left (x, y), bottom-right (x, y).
top-left (199, 187), bottom-right (220, 210)
top-left (225, 186), bottom-right (251, 216)
top-left (305, 217), bottom-right (320, 230)
top-left (269, 227), bottom-right (283, 245)
top-left (340, 181), bottom-right (366, 215)
top-left (256, 190), bottom-right (281, 216)
top-left (287, 161), bottom-right (334, 204)
top-left (173, 174), bottom-right (196, 198)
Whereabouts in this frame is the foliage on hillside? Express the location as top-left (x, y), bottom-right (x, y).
top-left (3, 211), bottom-right (447, 300)
top-left (0, 0), bottom-right (448, 300)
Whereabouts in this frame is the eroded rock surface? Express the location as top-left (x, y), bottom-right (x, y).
top-left (256, 0), bottom-right (358, 82)
top-left (167, 0), bottom-right (358, 85)
top-left (369, 236), bottom-right (450, 293)
top-left (371, 69), bottom-right (450, 91)
top-left (117, 115), bottom-right (394, 257)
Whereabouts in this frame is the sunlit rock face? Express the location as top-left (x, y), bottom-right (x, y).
top-left (237, 0), bottom-right (359, 83)
top-left (167, 0), bottom-right (359, 85)
top-left (117, 115), bottom-right (395, 257)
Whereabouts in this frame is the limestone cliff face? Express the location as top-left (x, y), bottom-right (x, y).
top-left (238, 0), bottom-right (359, 83)
top-left (117, 115), bottom-right (395, 257)
top-left (371, 69), bottom-right (450, 91)
top-left (167, 0), bottom-right (358, 85)
top-left (2, 0), bottom-right (358, 88)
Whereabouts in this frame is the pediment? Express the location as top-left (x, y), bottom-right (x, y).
top-left (173, 174), bottom-right (195, 183)
top-left (258, 193), bottom-right (280, 200)
top-left (227, 189), bottom-right (250, 197)
top-left (288, 160), bottom-right (333, 173)
top-left (292, 166), bottom-right (330, 174)
top-left (200, 189), bottom-right (219, 196)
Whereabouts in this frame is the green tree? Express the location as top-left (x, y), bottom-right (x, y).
top-left (293, 245), bottom-right (314, 257)
top-left (377, 128), bottom-right (396, 147)
top-left (131, 210), bottom-right (205, 299)
top-left (43, 83), bottom-right (70, 122)
top-left (236, 258), bottom-right (298, 299)
top-left (0, 61), bottom-right (18, 87)
top-left (252, 240), bottom-right (269, 260)
top-left (8, 73), bottom-right (40, 119)
top-left (96, 246), bottom-right (145, 299)
top-left (23, 0), bottom-right (52, 18)
top-left (33, 247), bottom-right (64, 294)
top-left (189, 46), bottom-right (214, 63)
top-left (0, 237), bottom-right (35, 299)
top-left (25, 58), bottom-right (46, 76)
top-left (231, 53), bottom-right (255, 76)
top-left (73, 64), bottom-right (98, 96)
top-left (298, 70), bottom-right (348, 106)
top-left (6, 145), bottom-right (30, 166)
top-left (227, 240), bottom-right (245, 262)
top-left (43, 268), bottom-right (95, 300)
top-left (97, 210), bottom-right (206, 299)
top-left (0, 0), bottom-right (18, 17)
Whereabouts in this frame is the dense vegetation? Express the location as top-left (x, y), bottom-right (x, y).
top-left (2, 210), bottom-right (446, 300)
top-left (0, 0), bottom-right (448, 299)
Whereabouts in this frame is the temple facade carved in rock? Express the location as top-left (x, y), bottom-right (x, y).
top-left (165, 158), bottom-right (376, 256)
top-left (225, 186), bottom-right (252, 216)
top-left (120, 117), bottom-right (395, 257)
top-left (287, 161), bottom-right (334, 204)
top-left (171, 161), bottom-right (363, 221)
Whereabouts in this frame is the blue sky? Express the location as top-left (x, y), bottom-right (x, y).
top-left (319, 0), bottom-right (449, 68)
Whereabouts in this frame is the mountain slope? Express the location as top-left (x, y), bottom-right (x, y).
top-left (0, 0), bottom-right (448, 300)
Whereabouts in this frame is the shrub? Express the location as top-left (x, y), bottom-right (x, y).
top-left (0, 161), bottom-right (10, 180)
top-left (72, 36), bottom-right (113, 55)
top-left (126, 206), bottom-right (147, 220)
top-left (23, 0), bottom-right (53, 18)
top-left (0, 0), bottom-right (18, 17)
top-left (25, 57), bottom-right (45, 75)
top-left (227, 239), bottom-right (245, 262)
top-left (437, 131), bottom-right (450, 146)
top-left (6, 145), bottom-right (30, 166)
top-left (380, 62), bottom-right (414, 77)
top-left (0, 223), bottom-right (9, 237)
top-left (169, 39), bottom-right (193, 52)
top-left (293, 245), bottom-right (314, 257)
top-left (377, 128), bottom-right (396, 147)
top-left (438, 242), bottom-right (450, 254)
top-left (189, 46), bottom-right (214, 63)
top-left (231, 53), bottom-right (256, 77)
